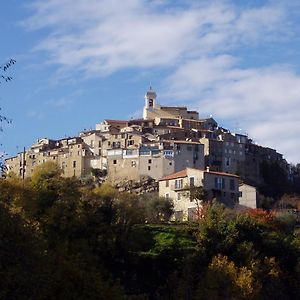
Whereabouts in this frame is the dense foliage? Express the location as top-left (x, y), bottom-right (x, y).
top-left (0, 162), bottom-right (299, 299)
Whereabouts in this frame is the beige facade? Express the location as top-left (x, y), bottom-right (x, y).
top-left (5, 87), bottom-right (289, 192)
top-left (106, 140), bottom-right (204, 183)
top-left (238, 183), bottom-right (257, 209)
top-left (159, 168), bottom-right (240, 221)
top-left (5, 137), bottom-right (95, 179)
top-left (143, 87), bottom-right (199, 121)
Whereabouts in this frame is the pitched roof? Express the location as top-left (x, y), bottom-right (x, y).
top-left (162, 140), bottom-right (202, 145)
top-left (205, 170), bottom-right (239, 178)
top-left (160, 106), bottom-right (187, 110)
top-left (105, 119), bottom-right (128, 124)
top-left (159, 169), bottom-right (187, 181)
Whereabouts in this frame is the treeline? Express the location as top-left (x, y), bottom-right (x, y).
top-left (258, 161), bottom-right (300, 209)
top-left (0, 162), bottom-right (299, 299)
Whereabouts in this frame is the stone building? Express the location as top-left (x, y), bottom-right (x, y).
top-left (238, 183), bottom-right (257, 209)
top-left (159, 167), bottom-right (240, 221)
top-left (143, 87), bottom-right (199, 120)
top-left (106, 140), bottom-right (204, 183)
top-left (5, 137), bottom-right (95, 178)
top-left (5, 86), bottom-right (290, 191)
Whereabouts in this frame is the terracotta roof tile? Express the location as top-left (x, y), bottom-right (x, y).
top-left (159, 169), bottom-right (187, 181)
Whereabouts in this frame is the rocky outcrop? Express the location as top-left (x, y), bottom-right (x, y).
top-left (114, 175), bottom-right (158, 194)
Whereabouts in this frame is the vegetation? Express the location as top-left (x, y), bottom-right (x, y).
top-left (0, 163), bottom-right (299, 299)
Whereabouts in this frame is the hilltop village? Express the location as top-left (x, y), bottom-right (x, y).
top-left (5, 88), bottom-right (290, 220)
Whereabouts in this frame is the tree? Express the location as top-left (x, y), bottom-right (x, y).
top-left (140, 194), bottom-right (174, 223)
top-left (189, 185), bottom-right (209, 220)
top-left (196, 254), bottom-right (259, 299)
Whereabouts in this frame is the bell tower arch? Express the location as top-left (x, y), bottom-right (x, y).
top-left (143, 86), bottom-right (157, 119)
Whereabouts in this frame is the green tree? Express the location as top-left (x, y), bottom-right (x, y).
top-left (141, 194), bottom-right (174, 223)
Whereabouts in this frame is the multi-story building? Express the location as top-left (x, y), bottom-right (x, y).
top-left (5, 86), bottom-right (290, 192)
top-left (5, 137), bottom-right (94, 178)
top-left (143, 87), bottom-right (199, 120)
top-left (107, 140), bottom-right (204, 183)
top-left (159, 167), bottom-right (240, 221)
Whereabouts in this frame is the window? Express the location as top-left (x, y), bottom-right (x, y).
top-left (165, 193), bottom-right (170, 199)
top-left (148, 166), bottom-right (151, 171)
top-left (230, 179), bottom-right (235, 190)
top-left (131, 161), bottom-right (136, 167)
top-left (189, 177), bottom-right (195, 187)
top-left (215, 177), bottom-right (225, 189)
top-left (175, 179), bottom-right (183, 189)
top-left (113, 160), bottom-right (117, 165)
top-left (73, 161), bottom-right (76, 168)
top-left (225, 157), bottom-right (231, 166)
top-left (239, 191), bottom-right (243, 197)
top-left (177, 193), bottom-right (181, 200)
top-left (127, 140), bottom-right (134, 146)
top-left (174, 210), bottom-right (183, 221)
top-left (165, 180), bottom-right (169, 187)
top-left (169, 162), bottom-right (172, 166)
top-left (148, 159), bottom-right (152, 164)
top-left (108, 141), bottom-right (111, 146)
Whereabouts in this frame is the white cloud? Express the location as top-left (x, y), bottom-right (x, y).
top-left (22, 0), bottom-right (300, 163)
top-left (164, 57), bottom-right (300, 163)
top-left (23, 1), bottom-right (287, 75)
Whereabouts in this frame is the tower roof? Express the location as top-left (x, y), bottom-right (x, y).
top-left (145, 86), bottom-right (157, 98)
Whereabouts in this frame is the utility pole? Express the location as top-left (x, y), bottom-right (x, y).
top-left (22, 146), bottom-right (25, 180)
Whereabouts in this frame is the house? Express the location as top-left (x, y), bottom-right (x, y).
top-left (107, 140), bottom-right (204, 183)
top-left (159, 168), bottom-right (240, 221)
top-left (238, 183), bottom-right (257, 209)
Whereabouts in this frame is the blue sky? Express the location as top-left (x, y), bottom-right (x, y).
top-left (1, 0), bottom-right (300, 163)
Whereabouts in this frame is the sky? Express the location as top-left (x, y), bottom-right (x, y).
top-left (1, 0), bottom-right (300, 164)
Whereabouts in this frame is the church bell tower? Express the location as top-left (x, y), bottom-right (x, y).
top-left (143, 86), bottom-right (157, 120)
